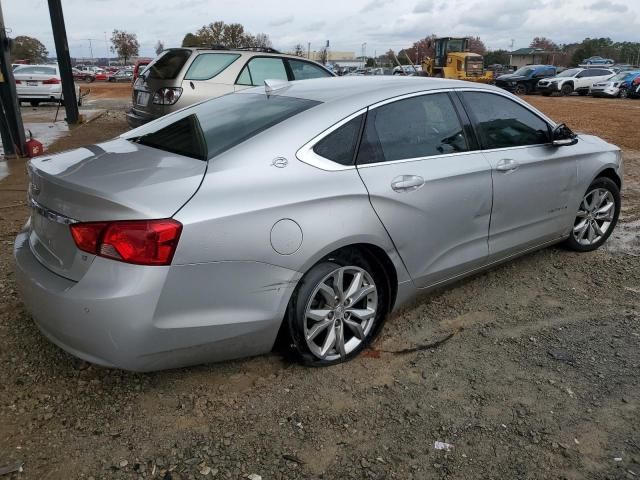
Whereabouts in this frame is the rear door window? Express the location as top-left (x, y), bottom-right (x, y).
top-left (288, 59), bottom-right (332, 80)
top-left (236, 57), bottom-right (288, 86)
top-left (145, 49), bottom-right (192, 80)
top-left (460, 92), bottom-right (550, 149)
top-left (184, 53), bottom-right (240, 81)
top-left (357, 93), bottom-right (468, 165)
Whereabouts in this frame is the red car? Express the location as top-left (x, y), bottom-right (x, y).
top-left (133, 58), bottom-right (152, 81)
top-left (72, 68), bottom-right (95, 83)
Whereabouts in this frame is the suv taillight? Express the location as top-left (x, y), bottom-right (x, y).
top-left (70, 219), bottom-right (182, 266)
top-left (153, 87), bottom-right (183, 105)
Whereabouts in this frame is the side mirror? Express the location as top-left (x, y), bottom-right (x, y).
top-left (552, 123), bottom-right (578, 147)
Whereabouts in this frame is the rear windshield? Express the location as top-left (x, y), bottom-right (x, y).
top-left (144, 49), bottom-right (191, 80)
top-left (128, 93), bottom-right (320, 160)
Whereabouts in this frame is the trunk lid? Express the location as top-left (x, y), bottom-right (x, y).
top-left (27, 137), bottom-right (206, 280)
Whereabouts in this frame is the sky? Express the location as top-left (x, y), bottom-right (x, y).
top-left (2, 0), bottom-right (639, 59)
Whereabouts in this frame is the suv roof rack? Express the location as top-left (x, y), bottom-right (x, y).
top-left (236, 47), bottom-right (281, 54)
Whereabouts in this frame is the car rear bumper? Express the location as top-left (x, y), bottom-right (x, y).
top-left (590, 87), bottom-right (619, 97)
top-left (13, 228), bottom-right (300, 371)
top-left (126, 108), bottom-right (158, 128)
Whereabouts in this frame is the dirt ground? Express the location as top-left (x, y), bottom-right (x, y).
top-left (0, 95), bottom-right (639, 480)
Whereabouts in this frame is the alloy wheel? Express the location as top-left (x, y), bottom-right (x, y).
top-left (303, 266), bottom-right (378, 361)
top-left (572, 188), bottom-right (616, 246)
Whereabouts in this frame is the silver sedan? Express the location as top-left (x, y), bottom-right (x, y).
top-left (14, 77), bottom-right (623, 371)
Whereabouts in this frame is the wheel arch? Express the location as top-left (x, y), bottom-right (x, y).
top-left (594, 167), bottom-right (622, 190)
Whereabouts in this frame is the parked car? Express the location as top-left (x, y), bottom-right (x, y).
top-left (107, 69), bottom-right (134, 82)
top-left (127, 47), bottom-right (335, 128)
top-left (133, 58), bottom-right (153, 82)
top-left (537, 67), bottom-right (616, 96)
top-left (494, 64), bottom-right (556, 94)
top-left (72, 67), bottom-right (95, 83)
top-left (579, 56), bottom-right (615, 67)
top-left (14, 77), bottom-right (622, 371)
top-left (13, 64), bottom-right (81, 107)
top-left (629, 76), bottom-right (640, 99)
top-left (591, 71), bottom-right (640, 98)
top-left (92, 69), bottom-right (108, 81)
top-left (392, 65), bottom-right (422, 75)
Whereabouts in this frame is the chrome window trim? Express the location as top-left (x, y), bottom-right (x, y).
top-left (296, 87), bottom-right (558, 171)
top-left (28, 194), bottom-right (78, 225)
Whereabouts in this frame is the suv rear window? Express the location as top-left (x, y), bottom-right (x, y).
top-left (145, 49), bottom-right (192, 80)
top-left (128, 93), bottom-right (320, 160)
top-left (185, 53), bottom-right (240, 81)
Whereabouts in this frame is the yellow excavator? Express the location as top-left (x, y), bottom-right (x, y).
top-left (421, 37), bottom-right (493, 83)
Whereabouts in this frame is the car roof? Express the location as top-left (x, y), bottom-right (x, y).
top-left (240, 76), bottom-right (505, 107)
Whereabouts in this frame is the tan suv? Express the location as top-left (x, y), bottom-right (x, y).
top-left (127, 47), bottom-right (334, 127)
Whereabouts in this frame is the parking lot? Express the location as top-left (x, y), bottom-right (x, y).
top-left (0, 91), bottom-right (639, 480)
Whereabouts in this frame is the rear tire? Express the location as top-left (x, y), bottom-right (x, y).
top-left (286, 250), bottom-right (389, 366)
top-left (514, 84), bottom-right (527, 95)
top-left (565, 177), bottom-right (620, 252)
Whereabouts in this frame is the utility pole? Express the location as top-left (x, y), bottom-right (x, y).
top-left (48, 0), bottom-right (79, 124)
top-left (85, 38), bottom-right (93, 59)
top-left (307, 42), bottom-right (310, 59)
top-left (104, 31), bottom-right (109, 64)
top-left (0, 0), bottom-right (26, 156)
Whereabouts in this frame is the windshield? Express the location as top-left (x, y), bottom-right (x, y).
top-left (610, 72), bottom-right (628, 82)
top-left (512, 67), bottom-right (535, 76)
top-left (127, 93), bottom-right (321, 160)
top-left (557, 68), bottom-right (581, 78)
top-left (143, 49), bottom-right (191, 80)
top-left (446, 39), bottom-right (465, 52)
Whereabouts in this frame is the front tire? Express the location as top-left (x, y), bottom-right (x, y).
top-left (561, 83), bottom-right (573, 96)
top-left (286, 251), bottom-right (389, 366)
top-left (565, 177), bottom-right (620, 252)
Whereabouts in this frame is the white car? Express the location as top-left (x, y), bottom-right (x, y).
top-left (13, 64), bottom-right (81, 107)
top-left (537, 67), bottom-right (615, 96)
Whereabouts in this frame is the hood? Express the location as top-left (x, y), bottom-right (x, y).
top-left (496, 73), bottom-right (529, 82)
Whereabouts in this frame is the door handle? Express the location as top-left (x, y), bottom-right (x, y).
top-left (496, 158), bottom-right (519, 172)
top-left (391, 175), bottom-right (425, 193)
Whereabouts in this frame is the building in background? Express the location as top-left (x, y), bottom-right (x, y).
top-left (509, 47), bottom-right (560, 68)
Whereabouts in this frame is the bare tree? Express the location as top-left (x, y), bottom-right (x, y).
top-left (110, 30), bottom-right (139, 65)
top-left (10, 35), bottom-right (48, 63)
top-left (318, 46), bottom-right (328, 65)
top-left (222, 23), bottom-right (249, 48)
top-left (196, 21), bottom-right (226, 46)
top-left (251, 33), bottom-right (272, 49)
top-left (467, 37), bottom-right (487, 56)
top-left (530, 37), bottom-right (559, 51)
top-left (154, 40), bottom-right (165, 56)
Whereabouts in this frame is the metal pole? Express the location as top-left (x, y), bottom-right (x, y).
top-left (0, 0), bottom-right (26, 156)
top-left (48, 0), bottom-right (79, 124)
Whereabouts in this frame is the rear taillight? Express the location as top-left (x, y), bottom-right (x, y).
top-left (15, 79), bottom-right (22, 84)
top-left (42, 78), bottom-right (61, 84)
top-left (70, 219), bottom-right (182, 266)
top-left (153, 87), bottom-right (182, 105)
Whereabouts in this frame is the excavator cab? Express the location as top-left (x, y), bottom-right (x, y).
top-left (433, 37), bottom-right (469, 68)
